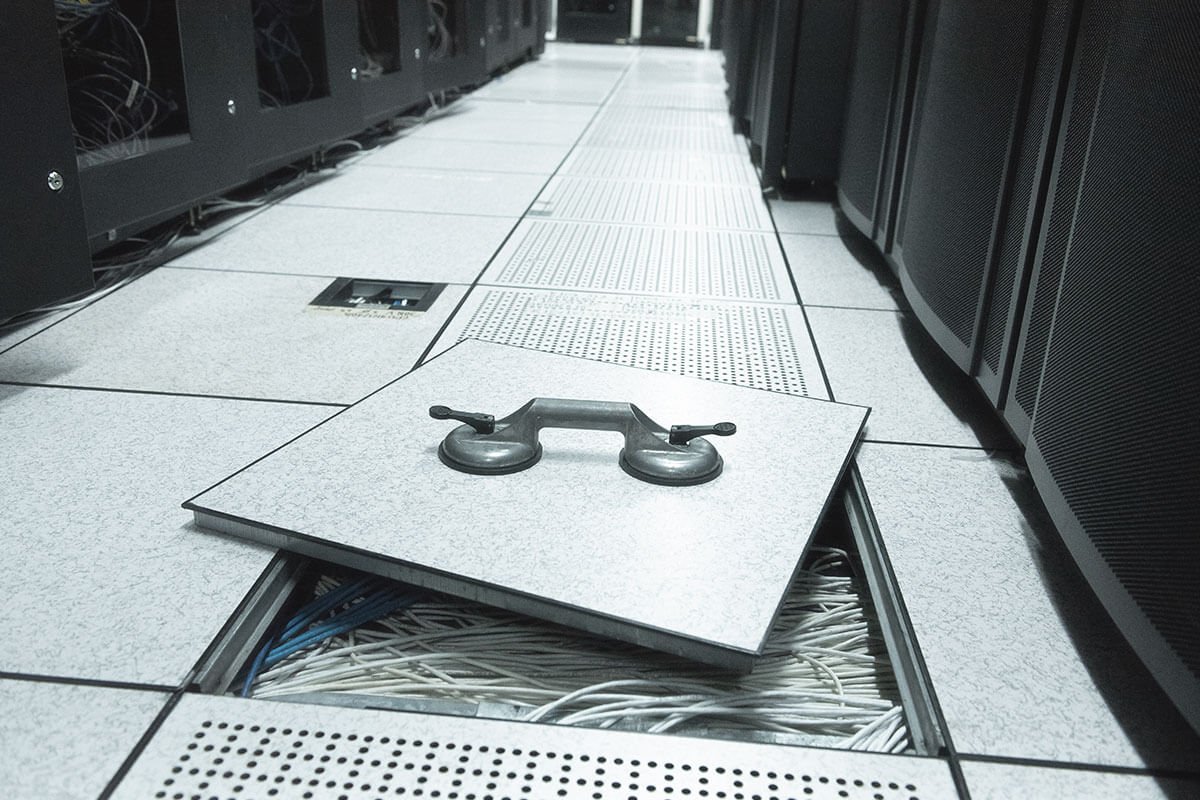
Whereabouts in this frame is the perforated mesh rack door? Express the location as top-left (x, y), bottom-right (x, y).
top-left (1023, 0), bottom-right (1200, 735)
top-left (113, 694), bottom-right (959, 800)
top-left (836, 1), bottom-right (908, 240)
top-left (975, 0), bottom-right (1078, 405)
top-left (891, 0), bottom-right (1039, 369)
top-left (1004, 0), bottom-right (1122, 442)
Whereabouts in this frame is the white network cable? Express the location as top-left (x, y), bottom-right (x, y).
top-left (249, 548), bottom-right (909, 752)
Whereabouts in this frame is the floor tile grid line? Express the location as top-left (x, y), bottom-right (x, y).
top-left (764, 192), bottom-right (837, 401)
top-left (0, 671), bottom-right (176, 694)
top-left (98, 687), bottom-right (189, 800)
top-left (848, 466), bottom-right (974, 800)
top-left (411, 51), bottom-right (642, 370)
top-left (0, 379), bottom-right (351, 409)
top-left (0, 151), bottom-right (386, 361)
top-left (0, 201), bottom-right (284, 359)
top-left (957, 753), bottom-right (1200, 782)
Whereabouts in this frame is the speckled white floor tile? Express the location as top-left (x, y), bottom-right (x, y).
top-left (0, 679), bottom-right (168, 800)
top-left (470, 72), bottom-right (618, 105)
top-left (961, 761), bottom-right (1200, 800)
top-left (769, 197), bottom-right (842, 235)
top-left (447, 96), bottom-right (599, 122)
top-left (429, 287), bottom-right (828, 399)
top-left (113, 693), bottom-right (959, 800)
top-left (0, 308), bottom-right (82, 354)
top-left (408, 110), bottom-right (594, 145)
top-left (281, 165), bottom-right (547, 218)
top-left (0, 386), bottom-right (332, 684)
top-left (482, 219), bottom-right (793, 302)
top-left (781, 233), bottom-right (904, 311)
top-left (856, 443), bottom-right (1200, 769)
top-left (805, 306), bottom-right (1010, 447)
top-left (167, 204), bottom-right (514, 284)
top-left (0, 268), bottom-right (467, 404)
top-left (363, 136), bottom-right (571, 175)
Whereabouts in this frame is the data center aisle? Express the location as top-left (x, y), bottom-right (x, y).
top-left (1, 42), bottom-right (1197, 800)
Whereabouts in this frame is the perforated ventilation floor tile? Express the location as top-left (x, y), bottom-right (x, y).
top-left (581, 122), bottom-right (746, 154)
top-left (855, 443), bottom-right (1200, 770)
top-left (482, 219), bottom-right (792, 302)
top-left (529, 177), bottom-right (774, 231)
top-left (0, 679), bottom-right (169, 800)
top-left (559, 147), bottom-right (758, 186)
top-left (0, 386), bottom-right (331, 685)
top-left (168, 205), bottom-right (516, 284)
top-left (429, 287), bottom-right (826, 399)
top-left (593, 106), bottom-right (732, 129)
top-left (0, 268), bottom-right (467, 404)
top-left (608, 86), bottom-right (729, 111)
top-left (112, 685), bottom-right (958, 800)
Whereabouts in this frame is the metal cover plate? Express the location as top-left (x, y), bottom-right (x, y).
top-left (112, 693), bottom-right (959, 800)
top-left (187, 341), bottom-right (868, 669)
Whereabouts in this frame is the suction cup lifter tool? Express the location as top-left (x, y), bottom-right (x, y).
top-left (430, 399), bottom-right (736, 486)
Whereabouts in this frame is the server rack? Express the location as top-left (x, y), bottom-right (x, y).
top-left (835, 0), bottom-right (926, 257)
top-left (1014, 0), bottom-right (1200, 737)
top-left (888, 0), bottom-right (1048, 371)
top-left (639, 0), bottom-right (701, 46)
top-left (555, 0), bottom-right (633, 44)
top-left (57, 1), bottom-right (254, 250)
top-left (1, 3), bottom-right (92, 322)
top-left (420, 0), bottom-right (489, 95)
top-left (356, 0), bottom-right (426, 126)
top-left (238, 0), bottom-right (364, 173)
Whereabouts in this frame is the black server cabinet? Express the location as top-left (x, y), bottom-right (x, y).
top-left (238, 0), bottom-right (364, 173)
top-left (742, 0), bottom-right (854, 188)
top-left (1015, 0), bottom-right (1200, 737)
top-left (745, 0), bottom-right (800, 187)
top-left (556, 0), bottom-right (633, 44)
top-left (780, 0), bottom-right (855, 185)
top-left (357, 0), bottom-right (426, 125)
top-left (973, 0), bottom-right (1080, 406)
top-left (421, 0), bottom-right (489, 95)
top-left (2, 3), bottom-right (92, 322)
top-left (511, 0), bottom-right (543, 62)
top-left (485, 0), bottom-right (519, 73)
top-left (888, 0), bottom-right (1047, 371)
top-left (835, 0), bottom-right (925, 255)
top-left (640, 0), bottom-right (700, 47)
top-left (59, 1), bottom-right (252, 250)
top-left (1003, 0), bottom-right (1120, 442)
top-left (722, 0), bottom-right (759, 133)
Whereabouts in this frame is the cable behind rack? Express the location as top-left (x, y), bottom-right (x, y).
top-left (55, 0), bottom-right (185, 165)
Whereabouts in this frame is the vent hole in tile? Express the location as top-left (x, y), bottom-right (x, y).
top-left (155, 725), bottom-right (927, 800)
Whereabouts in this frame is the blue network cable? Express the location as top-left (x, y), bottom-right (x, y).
top-left (241, 575), bottom-right (422, 696)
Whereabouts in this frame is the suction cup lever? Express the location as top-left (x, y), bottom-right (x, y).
top-left (429, 398), bottom-right (737, 486)
top-left (669, 422), bottom-right (737, 445)
top-left (429, 405), bottom-right (495, 434)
